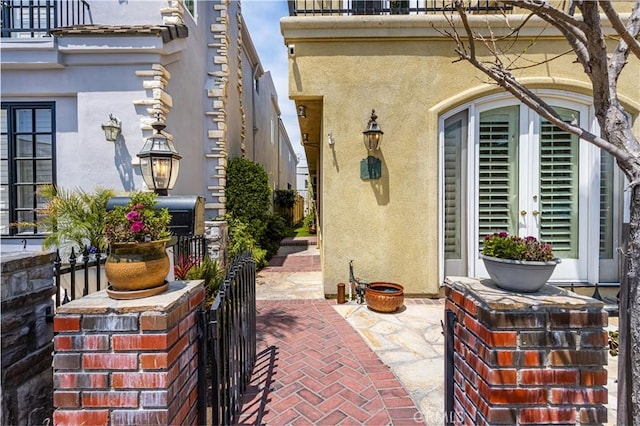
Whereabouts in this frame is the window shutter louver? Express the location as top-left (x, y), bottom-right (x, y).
top-left (538, 109), bottom-right (579, 258)
top-left (478, 107), bottom-right (519, 249)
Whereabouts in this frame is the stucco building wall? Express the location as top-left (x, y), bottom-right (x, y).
top-left (282, 14), bottom-right (640, 296)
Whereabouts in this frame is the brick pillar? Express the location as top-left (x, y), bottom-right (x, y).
top-left (52, 281), bottom-right (205, 426)
top-left (445, 278), bottom-right (608, 425)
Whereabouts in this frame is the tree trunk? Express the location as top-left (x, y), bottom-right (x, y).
top-left (621, 183), bottom-right (640, 426)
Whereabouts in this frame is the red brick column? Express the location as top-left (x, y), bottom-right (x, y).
top-left (445, 278), bottom-right (608, 425)
top-left (52, 281), bottom-right (205, 426)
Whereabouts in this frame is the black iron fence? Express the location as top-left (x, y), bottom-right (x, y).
top-left (288, 0), bottom-right (512, 16)
top-left (198, 252), bottom-right (257, 425)
top-left (53, 234), bottom-right (207, 308)
top-left (1, 0), bottom-right (91, 38)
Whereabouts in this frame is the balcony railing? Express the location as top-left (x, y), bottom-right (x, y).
top-left (1, 0), bottom-right (91, 38)
top-left (288, 0), bottom-right (512, 16)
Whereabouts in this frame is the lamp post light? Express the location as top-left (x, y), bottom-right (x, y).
top-left (361, 109), bottom-right (383, 180)
top-left (137, 116), bottom-right (181, 196)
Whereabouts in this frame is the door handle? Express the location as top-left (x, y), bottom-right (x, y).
top-left (520, 210), bottom-right (527, 216)
top-left (532, 210), bottom-right (539, 216)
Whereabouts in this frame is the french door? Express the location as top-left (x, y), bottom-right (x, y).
top-left (474, 104), bottom-right (587, 281)
top-left (440, 95), bottom-right (624, 284)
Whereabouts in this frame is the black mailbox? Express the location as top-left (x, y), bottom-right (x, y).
top-left (106, 196), bottom-right (205, 236)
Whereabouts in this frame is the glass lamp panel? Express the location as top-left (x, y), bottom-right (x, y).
top-left (139, 157), bottom-right (154, 189)
top-left (151, 157), bottom-right (171, 189)
top-left (167, 158), bottom-right (180, 189)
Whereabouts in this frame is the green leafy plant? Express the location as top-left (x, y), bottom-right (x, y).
top-left (227, 215), bottom-right (267, 268)
top-left (174, 253), bottom-right (200, 280)
top-left (259, 214), bottom-right (286, 258)
top-left (104, 192), bottom-right (171, 244)
top-left (482, 232), bottom-right (555, 262)
top-left (226, 157), bottom-right (283, 266)
top-left (274, 189), bottom-right (297, 209)
top-left (185, 256), bottom-right (224, 309)
top-left (303, 209), bottom-right (317, 230)
top-left (12, 185), bottom-right (115, 253)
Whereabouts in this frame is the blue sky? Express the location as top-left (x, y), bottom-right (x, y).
top-left (242, 1), bottom-right (304, 164)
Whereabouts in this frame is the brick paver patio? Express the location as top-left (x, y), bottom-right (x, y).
top-left (236, 299), bottom-right (424, 425)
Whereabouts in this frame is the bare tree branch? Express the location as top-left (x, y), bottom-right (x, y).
top-left (451, 1), bottom-right (634, 163)
top-left (599, 0), bottom-right (640, 60)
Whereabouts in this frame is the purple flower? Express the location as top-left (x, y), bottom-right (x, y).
top-left (525, 236), bottom-right (537, 242)
top-left (130, 221), bottom-right (144, 233)
top-left (498, 231), bottom-right (508, 238)
top-left (126, 211), bottom-right (140, 221)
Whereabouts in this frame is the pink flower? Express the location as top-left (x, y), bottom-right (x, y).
top-left (130, 221), bottom-right (144, 233)
top-left (134, 203), bottom-right (145, 210)
top-left (126, 211), bottom-right (140, 221)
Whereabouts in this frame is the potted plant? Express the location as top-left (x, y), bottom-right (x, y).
top-left (103, 192), bottom-right (172, 298)
top-left (11, 185), bottom-right (115, 256)
top-left (480, 231), bottom-right (560, 292)
top-left (304, 209), bottom-right (317, 234)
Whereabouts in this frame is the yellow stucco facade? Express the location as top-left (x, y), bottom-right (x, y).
top-left (282, 8), bottom-right (640, 297)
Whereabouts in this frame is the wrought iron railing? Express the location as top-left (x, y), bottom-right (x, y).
top-left (1, 0), bottom-right (91, 38)
top-left (198, 252), bottom-right (257, 425)
top-left (53, 234), bottom-right (207, 308)
top-left (288, 0), bottom-right (512, 16)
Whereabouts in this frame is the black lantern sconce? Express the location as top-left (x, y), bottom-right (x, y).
top-left (360, 109), bottom-right (383, 180)
top-left (136, 114), bottom-right (182, 196)
top-left (101, 114), bottom-right (122, 142)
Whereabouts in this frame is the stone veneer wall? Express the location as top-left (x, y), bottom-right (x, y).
top-left (52, 280), bottom-right (205, 426)
top-left (205, 220), bottom-right (228, 269)
top-left (1, 252), bottom-right (57, 425)
top-left (445, 277), bottom-right (609, 425)
top-left (205, 0), bottom-right (232, 218)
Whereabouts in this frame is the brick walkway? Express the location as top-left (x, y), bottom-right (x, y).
top-left (236, 299), bottom-right (424, 425)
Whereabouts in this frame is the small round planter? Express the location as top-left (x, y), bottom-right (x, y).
top-left (365, 282), bottom-right (404, 313)
top-left (480, 254), bottom-right (560, 293)
top-left (105, 239), bottom-right (170, 297)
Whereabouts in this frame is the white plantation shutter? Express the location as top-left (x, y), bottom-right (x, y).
top-left (444, 112), bottom-right (466, 259)
top-left (538, 108), bottom-right (579, 258)
top-left (600, 150), bottom-right (614, 259)
top-left (478, 107), bottom-right (519, 248)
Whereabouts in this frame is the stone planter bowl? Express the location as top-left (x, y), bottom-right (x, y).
top-left (480, 254), bottom-right (561, 293)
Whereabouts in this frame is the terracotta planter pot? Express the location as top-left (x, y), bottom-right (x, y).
top-left (105, 239), bottom-right (170, 293)
top-left (480, 254), bottom-right (560, 293)
top-left (365, 282), bottom-right (404, 313)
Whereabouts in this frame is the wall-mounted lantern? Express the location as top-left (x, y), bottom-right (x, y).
top-left (363, 109), bottom-right (383, 151)
top-left (136, 115), bottom-right (182, 196)
top-left (361, 109), bottom-right (383, 180)
top-left (101, 114), bottom-right (122, 142)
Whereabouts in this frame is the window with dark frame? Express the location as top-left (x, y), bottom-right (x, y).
top-left (0, 102), bottom-right (55, 236)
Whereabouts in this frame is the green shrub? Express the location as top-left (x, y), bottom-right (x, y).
top-left (226, 157), bottom-right (271, 226)
top-left (227, 215), bottom-right (267, 268)
top-left (274, 189), bottom-right (297, 209)
top-left (226, 157), bottom-right (287, 266)
top-left (259, 214), bottom-right (287, 258)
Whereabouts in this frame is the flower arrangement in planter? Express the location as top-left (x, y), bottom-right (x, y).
top-left (103, 192), bottom-right (172, 298)
top-left (480, 232), bottom-right (560, 292)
